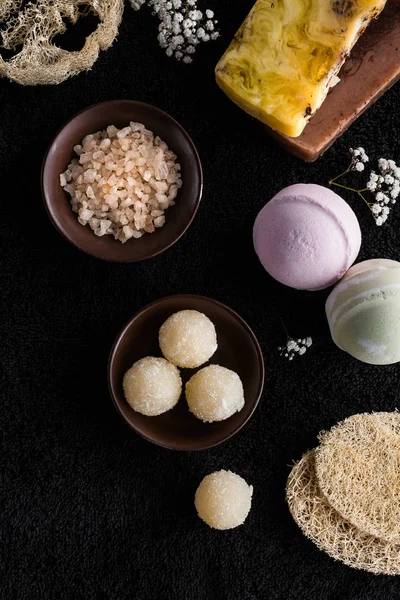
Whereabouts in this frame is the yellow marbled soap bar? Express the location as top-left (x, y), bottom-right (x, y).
top-left (215, 0), bottom-right (387, 137)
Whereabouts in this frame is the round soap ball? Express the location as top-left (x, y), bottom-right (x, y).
top-left (253, 184), bottom-right (361, 291)
top-left (159, 310), bottom-right (217, 368)
top-left (186, 364), bottom-right (245, 422)
top-left (195, 470), bottom-right (253, 530)
top-left (326, 259), bottom-right (400, 365)
top-left (123, 356), bottom-right (182, 416)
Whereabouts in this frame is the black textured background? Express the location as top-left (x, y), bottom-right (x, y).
top-left (2, 2), bottom-right (400, 599)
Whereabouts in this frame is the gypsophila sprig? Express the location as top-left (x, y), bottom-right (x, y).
top-left (130, 0), bottom-right (220, 63)
top-left (349, 147), bottom-right (369, 172)
top-left (278, 337), bottom-right (313, 361)
top-left (329, 148), bottom-right (400, 226)
top-left (278, 320), bottom-right (312, 361)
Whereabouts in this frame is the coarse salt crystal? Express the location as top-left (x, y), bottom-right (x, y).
top-left (154, 215), bottom-right (166, 227)
top-left (60, 122), bottom-right (182, 243)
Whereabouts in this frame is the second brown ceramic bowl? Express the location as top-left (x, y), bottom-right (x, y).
top-left (41, 100), bottom-right (203, 262)
top-left (108, 295), bottom-right (265, 451)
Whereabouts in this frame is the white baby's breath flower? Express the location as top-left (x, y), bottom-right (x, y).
top-left (378, 158), bottom-right (389, 171)
top-left (332, 148), bottom-right (399, 227)
top-left (278, 336), bottom-right (313, 361)
top-left (350, 147), bottom-right (369, 172)
top-left (131, 0), bottom-right (219, 61)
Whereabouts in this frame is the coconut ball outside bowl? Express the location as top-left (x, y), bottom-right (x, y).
top-left (108, 295), bottom-right (265, 451)
top-left (195, 470), bottom-right (253, 530)
top-left (41, 100), bottom-right (203, 262)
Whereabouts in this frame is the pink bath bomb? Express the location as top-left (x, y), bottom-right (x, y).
top-left (253, 184), bottom-right (361, 291)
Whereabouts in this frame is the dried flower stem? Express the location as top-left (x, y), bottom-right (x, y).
top-left (329, 179), bottom-right (371, 208)
top-left (328, 160), bottom-right (353, 185)
top-left (280, 317), bottom-right (290, 339)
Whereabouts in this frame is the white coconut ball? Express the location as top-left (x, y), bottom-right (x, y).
top-left (195, 470), bottom-right (253, 530)
top-left (123, 356), bottom-right (182, 416)
top-left (159, 310), bottom-right (217, 369)
top-left (186, 365), bottom-right (244, 422)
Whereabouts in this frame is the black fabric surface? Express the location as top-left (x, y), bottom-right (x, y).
top-left (2, 2), bottom-right (400, 599)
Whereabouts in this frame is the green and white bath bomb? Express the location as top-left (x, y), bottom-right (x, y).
top-left (326, 259), bottom-right (400, 365)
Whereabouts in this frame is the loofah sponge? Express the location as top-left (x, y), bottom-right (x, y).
top-left (0, 0), bottom-right (123, 85)
top-left (286, 450), bottom-right (400, 576)
top-left (315, 412), bottom-right (400, 541)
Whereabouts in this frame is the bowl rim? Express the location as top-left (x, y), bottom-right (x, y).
top-left (41, 99), bottom-right (203, 263)
top-left (107, 294), bottom-right (265, 451)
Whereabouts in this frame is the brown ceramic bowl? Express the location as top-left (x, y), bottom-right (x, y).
top-left (41, 100), bottom-right (203, 262)
top-left (108, 295), bottom-right (265, 451)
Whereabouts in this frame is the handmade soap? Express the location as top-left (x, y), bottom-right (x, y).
top-left (326, 259), bottom-right (400, 364)
top-left (123, 357), bottom-right (182, 416)
top-left (267, 1), bottom-right (400, 160)
top-left (186, 365), bottom-right (244, 423)
top-left (195, 470), bottom-right (253, 530)
top-left (253, 184), bottom-right (361, 291)
top-left (159, 310), bottom-right (217, 369)
top-left (215, 0), bottom-right (386, 137)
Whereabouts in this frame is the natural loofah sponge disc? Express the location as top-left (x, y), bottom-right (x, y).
top-left (186, 364), bottom-right (245, 423)
top-left (123, 357), bottom-right (182, 417)
top-left (0, 0), bottom-right (123, 85)
top-left (315, 412), bottom-right (400, 541)
top-left (159, 310), bottom-right (217, 369)
top-left (286, 450), bottom-right (400, 576)
top-left (195, 470), bottom-right (253, 530)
